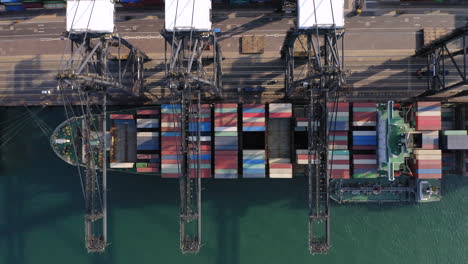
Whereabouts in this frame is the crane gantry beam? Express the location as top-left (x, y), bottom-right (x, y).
top-left (162, 29), bottom-right (223, 253)
top-left (283, 28), bottom-right (346, 254)
top-left (57, 33), bottom-right (148, 253)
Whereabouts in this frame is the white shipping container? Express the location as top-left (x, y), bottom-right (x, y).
top-left (110, 162), bottom-right (134, 168)
top-left (298, 0), bottom-right (344, 30)
top-left (215, 127), bottom-right (238, 132)
top-left (416, 110), bottom-right (441, 117)
top-left (67, 0), bottom-right (114, 33)
top-left (165, 0), bottom-right (212, 31)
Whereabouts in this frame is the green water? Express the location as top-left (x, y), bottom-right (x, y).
top-left (0, 107), bottom-right (467, 264)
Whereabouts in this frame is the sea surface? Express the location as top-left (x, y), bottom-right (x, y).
top-left (0, 107), bottom-right (467, 264)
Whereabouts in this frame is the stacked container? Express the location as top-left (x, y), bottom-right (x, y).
top-left (352, 154), bottom-right (378, 178)
top-left (268, 103), bottom-right (292, 178)
top-left (296, 150), bottom-right (316, 165)
top-left (352, 103), bottom-right (377, 127)
top-left (243, 150), bottom-right (266, 178)
top-left (214, 104), bottom-right (238, 178)
top-left (441, 107), bottom-right (455, 130)
top-left (413, 149), bottom-right (442, 179)
top-left (328, 131), bottom-right (348, 150)
top-left (352, 131), bottom-right (377, 150)
top-left (189, 104), bottom-right (212, 178)
top-left (243, 104), bottom-right (265, 131)
top-left (415, 102), bottom-right (441, 131)
top-left (135, 109), bottom-right (160, 173)
top-left (443, 132), bottom-right (468, 150)
top-left (109, 113), bottom-right (136, 169)
top-left (328, 102), bottom-right (349, 131)
top-left (328, 150), bottom-right (350, 179)
top-left (161, 104), bottom-right (181, 178)
top-left (421, 131), bottom-right (439, 149)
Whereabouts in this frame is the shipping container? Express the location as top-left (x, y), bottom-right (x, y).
top-left (243, 150), bottom-right (265, 178)
top-left (415, 102), bottom-right (442, 131)
top-left (352, 131), bottom-right (377, 150)
top-left (328, 102), bottom-right (349, 131)
top-left (215, 104), bottom-right (239, 179)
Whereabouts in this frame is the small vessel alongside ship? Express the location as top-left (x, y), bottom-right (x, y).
top-left (50, 101), bottom-right (468, 203)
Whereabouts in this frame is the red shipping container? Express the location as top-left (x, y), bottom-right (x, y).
top-left (353, 164), bottom-right (378, 169)
top-left (137, 154), bottom-right (159, 159)
top-left (110, 114), bottom-right (134, 120)
top-left (415, 173), bottom-right (441, 179)
top-left (215, 150), bottom-right (238, 156)
top-left (243, 122), bottom-right (265, 127)
top-left (216, 155), bottom-right (238, 161)
top-left (215, 120), bottom-right (237, 126)
top-left (422, 144), bottom-right (438, 149)
top-left (414, 163), bottom-right (442, 170)
top-left (137, 109), bottom-right (159, 115)
top-left (296, 117), bottom-right (307, 122)
top-left (414, 159), bottom-right (442, 165)
top-left (353, 112), bottom-right (376, 121)
top-left (329, 131), bottom-right (348, 137)
top-left (161, 146), bottom-right (177, 151)
top-left (215, 113), bottom-right (237, 118)
top-left (190, 169), bottom-right (211, 178)
top-left (297, 154), bottom-right (316, 160)
top-left (148, 163), bottom-right (159, 168)
top-left (161, 159), bottom-right (180, 164)
top-left (215, 160), bottom-right (238, 168)
top-left (330, 170), bottom-right (350, 179)
top-left (270, 163), bottom-right (293, 169)
top-left (216, 103), bottom-right (238, 108)
top-left (137, 167), bottom-right (160, 173)
top-left (269, 113), bottom-right (292, 118)
top-left (244, 104), bottom-right (264, 109)
top-left (243, 113), bottom-right (265, 117)
top-left (161, 127), bottom-right (180, 132)
top-left (417, 102), bottom-right (441, 107)
top-left (353, 103), bottom-right (376, 108)
top-left (328, 102), bottom-right (349, 111)
top-left (329, 140), bottom-right (347, 145)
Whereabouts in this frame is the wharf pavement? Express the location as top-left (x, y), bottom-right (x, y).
top-left (0, 8), bottom-right (466, 105)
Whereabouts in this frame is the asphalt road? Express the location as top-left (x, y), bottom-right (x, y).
top-left (0, 8), bottom-right (467, 105)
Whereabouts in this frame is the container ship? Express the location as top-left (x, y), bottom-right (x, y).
top-left (50, 101), bottom-right (468, 203)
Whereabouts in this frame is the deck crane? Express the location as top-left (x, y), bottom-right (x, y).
top-left (282, 0), bottom-right (345, 254)
top-left (56, 0), bottom-right (148, 253)
top-left (162, 0), bottom-right (223, 253)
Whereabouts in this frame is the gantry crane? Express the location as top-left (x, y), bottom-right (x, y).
top-left (163, 0), bottom-right (223, 253)
top-left (415, 24), bottom-right (468, 102)
top-left (282, 0), bottom-right (346, 254)
top-left (56, 0), bottom-right (148, 252)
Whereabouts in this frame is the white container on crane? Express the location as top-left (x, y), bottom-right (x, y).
top-left (66, 0), bottom-right (115, 34)
top-left (165, 0), bottom-right (212, 32)
top-left (297, 0), bottom-right (344, 30)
